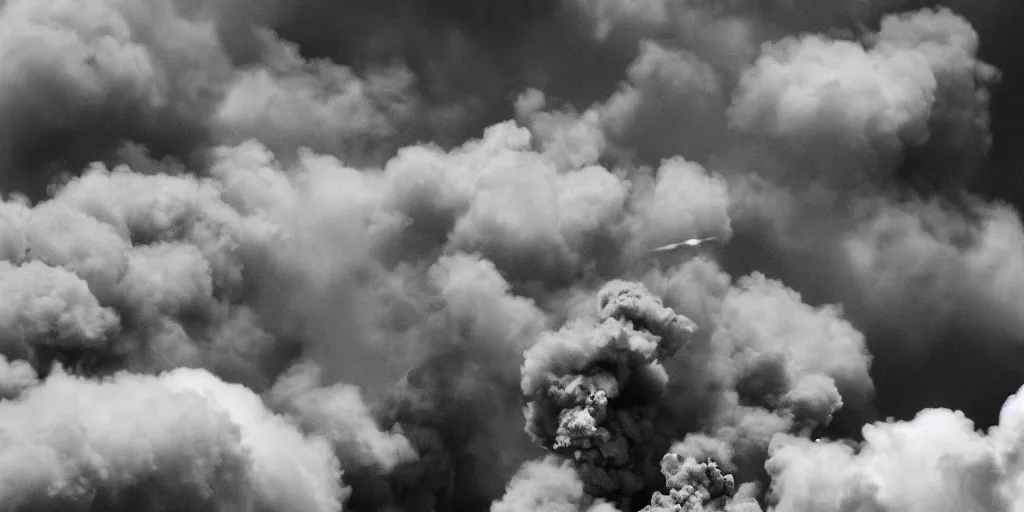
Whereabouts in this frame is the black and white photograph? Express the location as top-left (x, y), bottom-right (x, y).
top-left (0, 0), bottom-right (1023, 511)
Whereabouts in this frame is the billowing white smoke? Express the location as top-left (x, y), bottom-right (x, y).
top-left (765, 385), bottom-right (1024, 512)
top-left (0, 367), bottom-right (345, 512)
top-left (490, 457), bottom-right (619, 512)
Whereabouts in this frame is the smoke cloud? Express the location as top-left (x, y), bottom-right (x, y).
top-left (2, 0), bottom-right (1024, 511)
top-left (0, 367), bottom-right (345, 511)
top-left (521, 280), bottom-right (697, 506)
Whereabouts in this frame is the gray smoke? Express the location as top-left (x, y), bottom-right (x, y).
top-left (641, 450), bottom-right (762, 512)
top-left (490, 456), bottom-right (618, 512)
top-left (0, 366), bottom-right (345, 512)
top-left (521, 280), bottom-right (697, 506)
top-left (2, 0), bottom-right (1024, 511)
top-left (764, 385), bottom-right (1024, 512)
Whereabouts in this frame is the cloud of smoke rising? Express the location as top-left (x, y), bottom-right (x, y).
top-left (641, 450), bottom-right (761, 512)
top-left (2, 0), bottom-right (1024, 511)
top-left (520, 280), bottom-right (697, 505)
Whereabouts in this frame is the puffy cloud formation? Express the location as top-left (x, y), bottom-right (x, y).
top-left (0, 0), bottom-right (229, 196)
top-left (491, 457), bottom-right (618, 512)
top-left (0, 355), bottom-right (36, 399)
top-left (625, 258), bottom-right (874, 497)
top-left (0, 367), bottom-right (345, 512)
top-left (1, 0), bottom-right (1024, 511)
top-left (715, 6), bottom-right (1021, 424)
top-left (764, 384), bottom-right (1024, 512)
top-left (714, 273), bottom-right (874, 428)
top-left (267, 362), bottom-right (418, 473)
top-left (0, 261), bottom-right (119, 363)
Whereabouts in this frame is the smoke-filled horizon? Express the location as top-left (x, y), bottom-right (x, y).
top-left (2, 0), bottom-right (1024, 511)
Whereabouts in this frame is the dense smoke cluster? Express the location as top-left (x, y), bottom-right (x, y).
top-left (642, 454), bottom-right (743, 512)
top-left (521, 281), bottom-right (697, 504)
top-left (3, 0), bottom-right (1024, 511)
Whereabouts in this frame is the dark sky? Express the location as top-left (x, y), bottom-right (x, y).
top-left (971, 3), bottom-right (1024, 207)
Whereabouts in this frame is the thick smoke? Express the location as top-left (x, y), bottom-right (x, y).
top-left (490, 456), bottom-right (617, 512)
top-left (764, 384), bottom-right (1024, 512)
top-left (3, 0), bottom-right (1024, 511)
top-left (521, 280), bottom-right (697, 506)
top-left (641, 449), bottom-right (760, 512)
top-left (0, 367), bottom-right (345, 511)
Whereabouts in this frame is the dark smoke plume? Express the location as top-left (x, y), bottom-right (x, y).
top-left (521, 280), bottom-right (697, 507)
top-left (3, 0), bottom-right (1024, 511)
